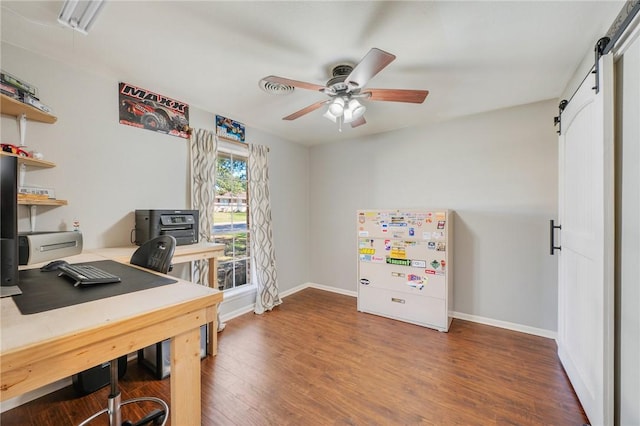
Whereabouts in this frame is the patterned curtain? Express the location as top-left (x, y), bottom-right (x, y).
top-left (189, 128), bottom-right (217, 286)
top-left (248, 144), bottom-right (281, 314)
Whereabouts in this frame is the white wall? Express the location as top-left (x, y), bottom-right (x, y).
top-left (1, 41), bottom-right (561, 333)
top-left (0, 41), bottom-right (566, 335)
top-left (308, 100), bottom-right (559, 331)
top-left (0, 42), bottom-right (310, 300)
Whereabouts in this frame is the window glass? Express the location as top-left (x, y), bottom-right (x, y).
top-left (213, 150), bottom-right (250, 291)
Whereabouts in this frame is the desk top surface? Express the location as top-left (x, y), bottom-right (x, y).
top-left (1, 252), bottom-right (222, 355)
top-left (92, 242), bottom-right (225, 263)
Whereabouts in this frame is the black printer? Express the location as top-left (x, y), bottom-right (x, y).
top-left (134, 209), bottom-right (199, 246)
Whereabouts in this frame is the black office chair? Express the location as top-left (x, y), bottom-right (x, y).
top-left (130, 235), bottom-right (175, 275)
top-left (78, 236), bottom-right (176, 426)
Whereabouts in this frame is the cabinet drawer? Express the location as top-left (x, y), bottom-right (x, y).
top-left (359, 261), bottom-right (446, 299)
top-left (358, 286), bottom-right (448, 331)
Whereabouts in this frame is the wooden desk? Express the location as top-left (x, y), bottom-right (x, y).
top-left (1, 253), bottom-right (223, 425)
top-left (93, 242), bottom-right (225, 355)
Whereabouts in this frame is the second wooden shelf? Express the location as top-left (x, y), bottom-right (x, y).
top-left (18, 199), bottom-right (68, 206)
top-left (0, 151), bottom-right (56, 168)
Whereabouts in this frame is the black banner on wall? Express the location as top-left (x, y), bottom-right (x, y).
top-left (118, 82), bottom-right (190, 139)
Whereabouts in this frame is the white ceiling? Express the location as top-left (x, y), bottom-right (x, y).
top-left (0, 1), bottom-right (624, 146)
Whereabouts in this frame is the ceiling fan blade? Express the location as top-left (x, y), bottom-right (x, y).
top-left (262, 75), bottom-right (326, 92)
top-left (283, 100), bottom-right (329, 121)
top-left (365, 88), bottom-right (429, 104)
top-left (346, 48), bottom-right (396, 89)
top-left (350, 116), bottom-right (366, 128)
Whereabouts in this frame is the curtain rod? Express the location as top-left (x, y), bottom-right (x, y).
top-left (215, 135), bottom-right (270, 152)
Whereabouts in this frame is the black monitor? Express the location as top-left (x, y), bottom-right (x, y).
top-left (1, 154), bottom-right (19, 289)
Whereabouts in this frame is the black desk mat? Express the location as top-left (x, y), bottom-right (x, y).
top-left (13, 260), bottom-right (177, 315)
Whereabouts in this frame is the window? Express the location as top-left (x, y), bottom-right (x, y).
top-left (213, 147), bottom-right (250, 291)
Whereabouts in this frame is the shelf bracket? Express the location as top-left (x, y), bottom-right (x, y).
top-left (17, 113), bottom-right (27, 147)
top-left (18, 162), bottom-right (27, 187)
top-left (29, 205), bottom-right (37, 233)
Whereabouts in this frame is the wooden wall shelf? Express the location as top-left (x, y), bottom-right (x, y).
top-left (0, 151), bottom-right (56, 168)
top-left (18, 199), bottom-right (68, 206)
top-left (2, 93), bottom-right (64, 231)
top-left (1, 93), bottom-right (57, 124)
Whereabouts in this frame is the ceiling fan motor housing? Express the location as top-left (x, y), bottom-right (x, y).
top-left (326, 64), bottom-right (355, 94)
top-left (331, 64), bottom-right (354, 77)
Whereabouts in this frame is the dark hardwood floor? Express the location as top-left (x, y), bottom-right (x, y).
top-left (1, 288), bottom-right (587, 425)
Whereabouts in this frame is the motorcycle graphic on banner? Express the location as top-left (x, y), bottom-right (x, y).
top-left (118, 82), bottom-right (190, 139)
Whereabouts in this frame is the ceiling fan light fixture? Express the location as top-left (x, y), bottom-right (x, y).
top-left (328, 97), bottom-right (345, 116)
top-left (323, 109), bottom-right (338, 123)
top-left (343, 107), bottom-right (353, 124)
top-left (343, 99), bottom-right (366, 124)
top-left (348, 99), bottom-right (366, 119)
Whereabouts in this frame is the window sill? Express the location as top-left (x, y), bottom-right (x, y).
top-left (221, 283), bottom-right (256, 302)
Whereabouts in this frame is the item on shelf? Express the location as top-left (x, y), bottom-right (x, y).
top-left (22, 94), bottom-right (52, 114)
top-left (18, 231), bottom-right (83, 265)
top-left (1, 70), bottom-right (38, 97)
top-left (28, 150), bottom-right (44, 160)
top-left (1, 143), bottom-right (30, 157)
top-left (1, 82), bottom-right (20, 100)
top-left (19, 186), bottom-right (56, 200)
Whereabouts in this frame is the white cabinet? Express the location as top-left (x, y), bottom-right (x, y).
top-left (356, 209), bottom-right (453, 332)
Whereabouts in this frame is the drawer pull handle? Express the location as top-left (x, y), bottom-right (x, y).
top-left (391, 297), bottom-right (406, 304)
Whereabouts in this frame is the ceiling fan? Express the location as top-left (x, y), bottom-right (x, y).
top-left (260, 48), bottom-right (429, 131)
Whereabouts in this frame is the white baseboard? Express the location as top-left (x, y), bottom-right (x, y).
top-left (280, 282), bottom-right (312, 298)
top-left (305, 282), bottom-right (358, 298)
top-left (0, 352), bottom-right (137, 413)
top-left (0, 378), bottom-right (72, 413)
top-left (219, 282), bottom-right (355, 323)
top-left (219, 303), bottom-right (255, 323)
top-left (451, 311), bottom-right (557, 339)
top-left (282, 281), bottom-right (357, 298)
top-left (218, 282), bottom-right (307, 323)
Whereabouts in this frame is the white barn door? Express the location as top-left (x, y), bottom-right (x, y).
top-left (557, 54), bottom-right (614, 426)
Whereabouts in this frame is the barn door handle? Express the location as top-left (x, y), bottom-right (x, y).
top-left (549, 220), bottom-right (561, 255)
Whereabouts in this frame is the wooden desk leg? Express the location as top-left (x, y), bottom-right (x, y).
top-left (170, 327), bottom-right (201, 426)
top-left (207, 257), bottom-right (219, 356)
top-left (208, 256), bottom-right (218, 291)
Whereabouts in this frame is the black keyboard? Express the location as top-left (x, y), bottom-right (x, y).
top-left (58, 264), bottom-right (121, 287)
